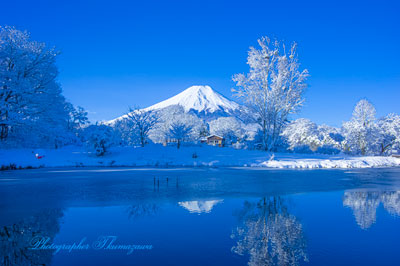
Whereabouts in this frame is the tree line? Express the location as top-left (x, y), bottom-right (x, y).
top-left (1, 26), bottom-right (399, 157)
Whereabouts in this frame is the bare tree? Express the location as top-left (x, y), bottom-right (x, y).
top-left (125, 107), bottom-right (159, 147)
top-left (168, 121), bottom-right (193, 149)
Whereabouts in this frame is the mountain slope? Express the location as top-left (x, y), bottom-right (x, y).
top-left (144, 85), bottom-right (239, 114)
top-left (109, 85), bottom-right (241, 123)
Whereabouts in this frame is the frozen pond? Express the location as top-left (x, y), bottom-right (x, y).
top-left (1, 167), bottom-right (400, 265)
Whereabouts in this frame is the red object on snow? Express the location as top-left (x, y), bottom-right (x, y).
top-left (35, 154), bottom-right (45, 159)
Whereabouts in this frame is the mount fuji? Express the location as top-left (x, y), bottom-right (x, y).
top-left (109, 85), bottom-right (242, 123)
top-left (144, 85), bottom-right (239, 114)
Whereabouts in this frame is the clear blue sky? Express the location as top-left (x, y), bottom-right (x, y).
top-left (2, 0), bottom-right (399, 126)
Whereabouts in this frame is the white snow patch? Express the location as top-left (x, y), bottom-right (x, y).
top-left (254, 156), bottom-right (400, 169)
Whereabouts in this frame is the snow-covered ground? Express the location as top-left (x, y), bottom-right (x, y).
top-left (1, 144), bottom-right (400, 169)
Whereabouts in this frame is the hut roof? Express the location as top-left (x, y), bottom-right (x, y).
top-left (207, 135), bottom-right (224, 139)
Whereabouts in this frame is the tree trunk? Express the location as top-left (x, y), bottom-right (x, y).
top-left (0, 124), bottom-right (8, 140)
top-left (141, 133), bottom-right (145, 147)
top-left (381, 142), bottom-right (392, 155)
top-left (262, 119), bottom-right (267, 151)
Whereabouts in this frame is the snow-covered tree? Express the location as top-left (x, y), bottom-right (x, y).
top-left (62, 103), bottom-right (90, 145)
top-left (281, 119), bottom-right (344, 154)
top-left (233, 36), bottom-right (309, 151)
top-left (282, 102), bottom-right (400, 156)
top-left (113, 118), bottom-right (133, 146)
top-left (317, 125), bottom-right (343, 146)
top-left (149, 105), bottom-right (203, 144)
top-left (0, 26), bottom-right (73, 148)
top-left (124, 107), bottom-right (159, 147)
top-left (167, 121), bottom-right (193, 149)
top-left (84, 124), bottom-right (115, 156)
top-left (198, 123), bottom-right (210, 138)
top-left (342, 99), bottom-right (379, 155)
top-left (281, 118), bottom-right (320, 152)
top-left (208, 117), bottom-right (244, 145)
top-left (376, 113), bottom-right (400, 155)
top-left (67, 104), bottom-right (89, 130)
top-left (315, 124), bottom-right (343, 154)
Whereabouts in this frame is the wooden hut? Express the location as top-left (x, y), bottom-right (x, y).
top-left (206, 135), bottom-right (225, 147)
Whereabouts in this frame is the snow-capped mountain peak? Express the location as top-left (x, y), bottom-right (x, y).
top-left (144, 85), bottom-right (239, 114)
top-left (108, 85), bottom-right (241, 124)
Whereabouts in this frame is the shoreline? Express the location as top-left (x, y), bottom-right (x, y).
top-left (2, 164), bottom-right (400, 173)
top-left (1, 145), bottom-right (400, 171)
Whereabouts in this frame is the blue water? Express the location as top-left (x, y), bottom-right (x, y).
top-left (1, 168), bottom-right (400, 265)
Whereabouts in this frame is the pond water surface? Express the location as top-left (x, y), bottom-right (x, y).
top-left (1, 167), bottom-right (400, 266)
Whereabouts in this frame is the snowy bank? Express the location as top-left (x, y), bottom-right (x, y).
top-left (254, 156), bottom-right (400, 169)
top-left (1, 145), bottom-right (400, 169)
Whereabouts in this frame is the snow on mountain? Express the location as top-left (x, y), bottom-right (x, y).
top-left (108, 85), bottom-right (241, 123)
top-left (145, 85), bottom-right (239, 114)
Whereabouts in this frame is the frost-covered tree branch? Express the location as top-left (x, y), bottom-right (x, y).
top-left (232, 36), bottom-right (309, 151)
top-left (0, 26), bottom-right (80, 148)
top-left (342, 99), bottom-right (380, 155)
top-left (377, 114), bottom-right (400, 155)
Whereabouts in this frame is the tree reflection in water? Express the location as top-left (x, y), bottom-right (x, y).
top-left (126, 203), bottom-right (159, 219)
top-left (231, 197), bottom-right (308, 266)
top-left (0, 208), bottom-right (63, 266)
top-left (343, 190), bottom-right (400, 229)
